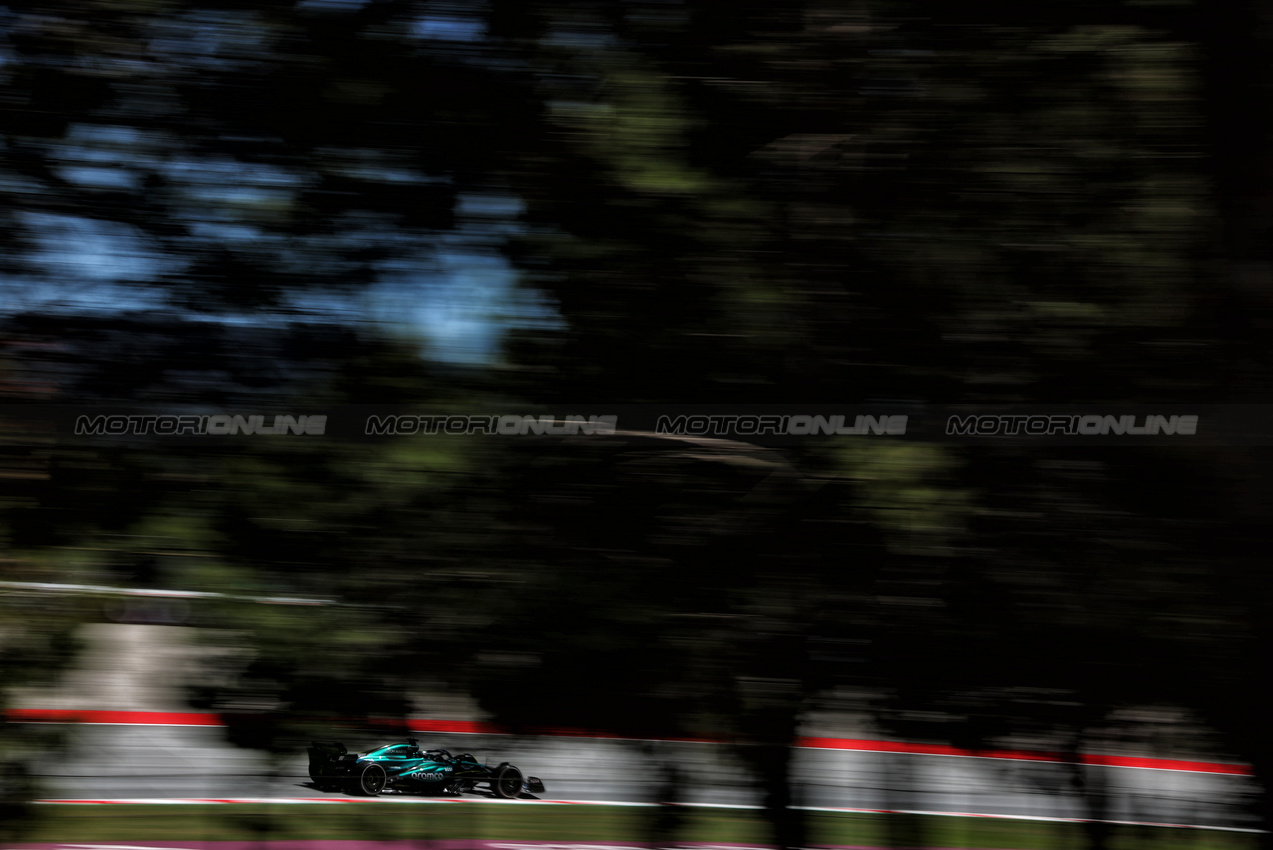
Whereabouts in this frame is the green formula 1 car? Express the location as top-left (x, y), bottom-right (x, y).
top-left (307, 737), bottom-right (546, 798)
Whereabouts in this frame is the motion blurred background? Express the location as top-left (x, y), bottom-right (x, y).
top-left (2, 1), bottom-right (1273, 848)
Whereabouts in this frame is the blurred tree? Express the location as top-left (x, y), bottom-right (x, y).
top-left (456, 432), bottom-right (885, 849)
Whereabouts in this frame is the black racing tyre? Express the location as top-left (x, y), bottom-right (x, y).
top-left (493, 765), bottom-right (523, 799)
top-left (354, 762), bottom-right (387, 796)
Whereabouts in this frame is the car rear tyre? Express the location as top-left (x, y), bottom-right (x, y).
top-left (494, 765), bottom-right (522, 799)
top-left (355, 763), bottom-right (387, 796)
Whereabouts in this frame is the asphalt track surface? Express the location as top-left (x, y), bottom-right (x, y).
top-left (28, 723), bottom-right (1262, 832)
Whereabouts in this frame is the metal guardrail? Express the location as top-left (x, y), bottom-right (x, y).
top-left (0, 580), bottom-right (335, 606)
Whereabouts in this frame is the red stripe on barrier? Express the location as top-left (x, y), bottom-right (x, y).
top-left (795, 737), bottom-right (1251, 775)
top-left (1081, 753), bottom-right (1250, 775)
top-left (408, 719), bottom-right (497, 735)
top-left (8, 709), bottom-right (222, 726)
top-left (6, 710), bottom-right (1252, 776)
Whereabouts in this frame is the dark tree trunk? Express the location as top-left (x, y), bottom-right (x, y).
top-left (748, 742), bottom-right (805, 850)
top-left (1074, 759), bottom-right (1111, 850)
top-left (642, 741), bottom-right (687, 850)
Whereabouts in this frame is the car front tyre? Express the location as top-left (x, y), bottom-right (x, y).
top-left (493, 765), bottom-right (523, 799)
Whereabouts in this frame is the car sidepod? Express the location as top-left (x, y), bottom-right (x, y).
top-left (396, 761), bottom-right (456, 792)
